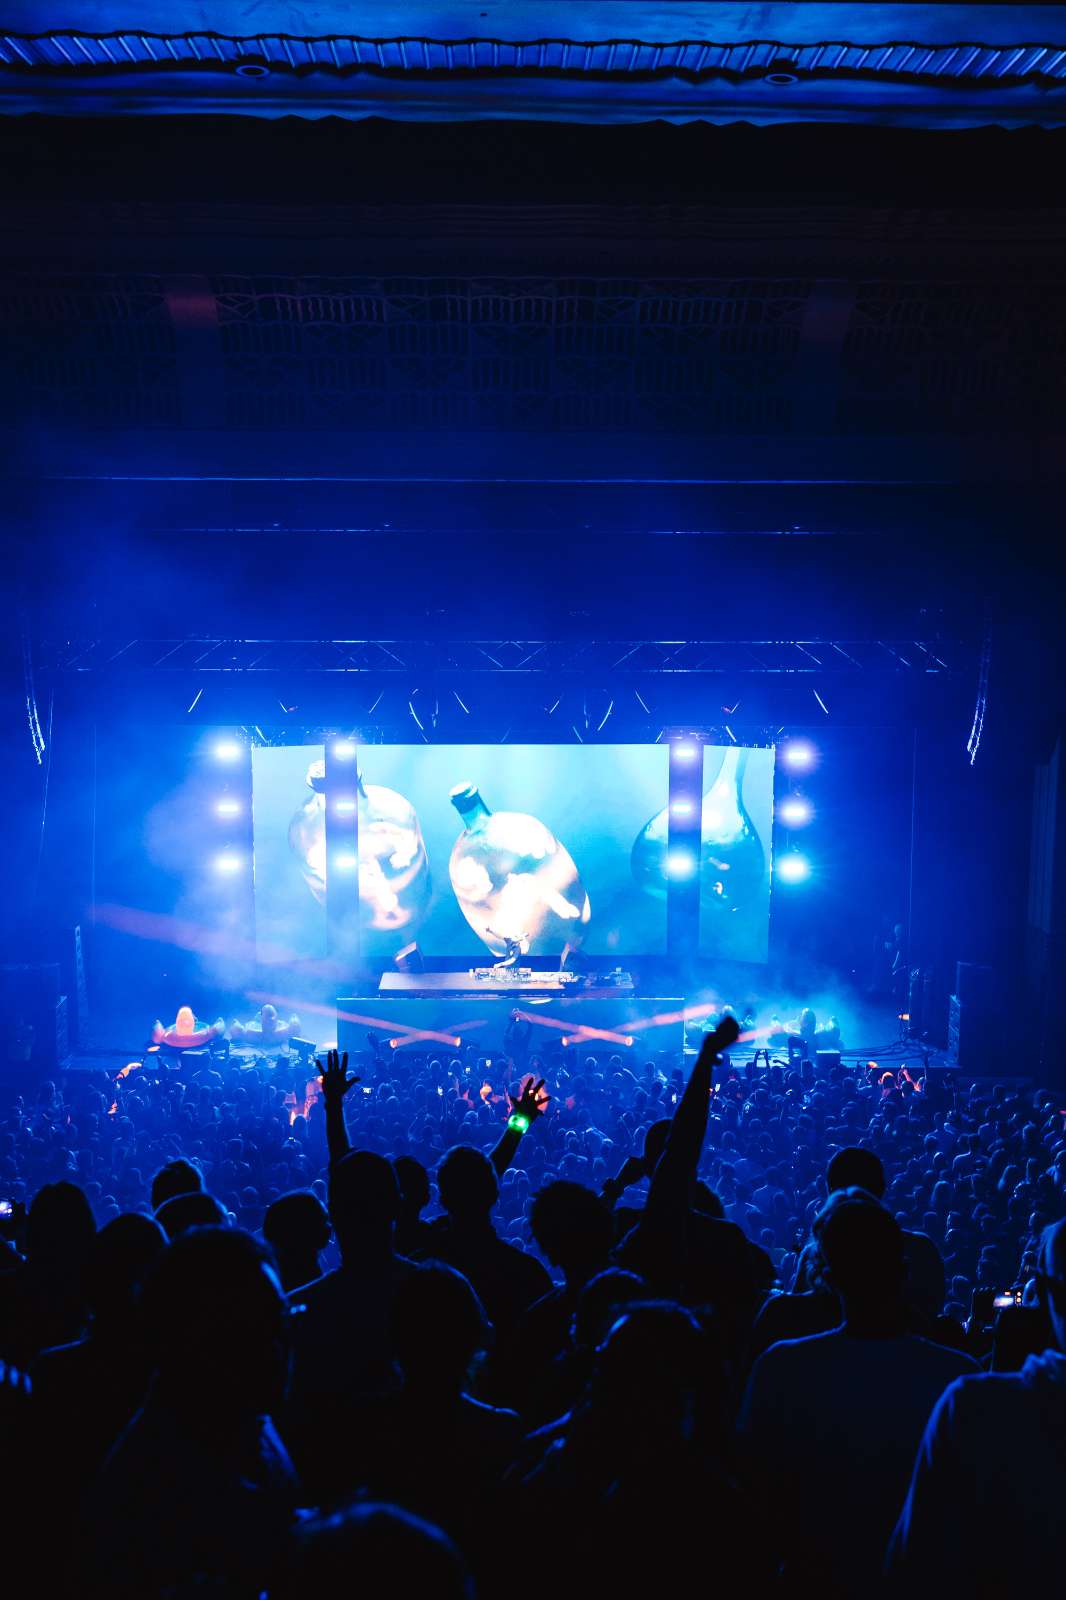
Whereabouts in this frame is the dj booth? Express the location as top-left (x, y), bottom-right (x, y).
top-left (337, 969), bottom-right (686, 1058)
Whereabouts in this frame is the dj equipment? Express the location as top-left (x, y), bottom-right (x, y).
top-left (378, 969), bottom-right (633, 998)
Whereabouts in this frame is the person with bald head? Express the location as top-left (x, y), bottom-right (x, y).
top-left (887, 1217), bottom-right (1066, 1591)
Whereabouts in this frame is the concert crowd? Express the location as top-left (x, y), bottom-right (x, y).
top-left (1, 1013), bottom-right (1065, 1596)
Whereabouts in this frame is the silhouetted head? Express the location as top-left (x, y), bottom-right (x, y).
top-left (87, 1212), bottom-right (166, 1326)
top-left (903, 1230), bottom-right (947, 1321)
top-left (530, 1181), bottom-right (613, 1277)
top-left (329, 1151), bottom-right (401, 1254)
top-left (814, 1188), bottom-right (906, 1316)
top-left (155, 1190), bottom-right (227, 1240)
top-left (394, 1155), bottom-right (431, 1216)
top-left (27, 1181), bottom-right (96, 1260)
top-left (437, 1146), bottom-right (498, 1223)
top-left (140, 1226), bottom-right (287, 1415)
top-left (590, 1302), bottom-right (708, 1439)
top-left (263, 1190), bottom-right (331, 1290)
top-left (827, 1146), bottom-right (886, 1199)
top-left (1036, 1217), bottom-right (1066, 1351)
top-left (392, 1261), bottom-right (491, 1387)
top-left (151, 1158), bottom-right (205, 1211)
top-left (274, 1503), bottom-right (473, 1600)
top-left (642, 1119), bottom-right (672, 1173)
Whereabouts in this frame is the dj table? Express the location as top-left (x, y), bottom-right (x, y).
top-left (338, 973), bottom-right (683, 1057)
top-left (378, 967), bottom-right (633, 997)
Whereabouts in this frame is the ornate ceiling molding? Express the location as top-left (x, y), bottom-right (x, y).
top-left (5, 9), bottom-right (1066, 125)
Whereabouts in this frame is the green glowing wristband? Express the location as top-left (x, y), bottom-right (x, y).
top-left (508, 1113), bottom-right (531, 1134)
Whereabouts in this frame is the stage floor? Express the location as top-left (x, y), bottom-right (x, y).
top-left (59, 992), bottom-right (956, 1077)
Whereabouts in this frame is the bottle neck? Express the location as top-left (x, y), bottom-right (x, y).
top-left (453, 787), bottom-right (492, 830)
top-left (709, 746), bottom-right (748, 786)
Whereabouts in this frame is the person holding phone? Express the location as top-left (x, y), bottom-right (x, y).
top-left (887, 1218), bottom-right (1066, 1591)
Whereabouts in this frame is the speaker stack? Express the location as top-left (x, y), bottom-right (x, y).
top-left (948, 962), bottom-right (998, 1074)
top-left (0, 962), bottom-right (72, 1086)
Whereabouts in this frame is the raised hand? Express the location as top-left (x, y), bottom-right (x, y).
top-left (508, 1074), bottom-right (550, 1124)
top-left (318, 1048), bottom-right (360, 1104)
top-left (698, 1014), bottom-right (740, 1065)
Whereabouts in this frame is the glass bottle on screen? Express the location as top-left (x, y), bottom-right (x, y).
top-left (448, 782), bottom-right (591, 958)
top-left (697, 747), bottom-right (766, 917)
top-left (357, 770), bottom-right (431, 933)
top-left (630, 746), bottom-right (765, 911)
top-left (288, 760), bottom-right (328, 903)
top-left (287, 760), bottom-right (431, 933)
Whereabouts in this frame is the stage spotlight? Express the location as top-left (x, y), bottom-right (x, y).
top-left (333, 740), bottom-right (356, 761)
top-left (674, 742), bottom-right (699, 763)
top-left (333, 799), bottom-right (356, 816)
top-left (214, 853), bottom-right (242, 875)
top-left (667, 850), bottom-right (697, 879)
top-left (215, 799), bottom-right (241, 818)
top-left (776, 851), bottom-right (810, 883)
top-left (780, 739), bottom-right (817, 772)
top-left (213, 739), bottom-right (243, 762)
top-left (670, 799), bottom-right (695, 818)
top-left (777, 795), bottom-right (813, 828)
top-left (333, 852), bottom-right (358, 871)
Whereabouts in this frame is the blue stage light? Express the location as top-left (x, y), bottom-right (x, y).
top-left (776, 852), bottom-right (811, 883)
top-left (215, 799), bottom-right (241, 818)
top-left (214, 852), bottom-right (242, 874)
top-left (667, 850), bottom-right (697, 879)
top-left (334, 852), bottom-right (358, 871)
top-left (673, 742), bottom-right (699, 763)
top-left (670, 799), bottom-right (695, 817)
top-left (333, 799), bottom-right (357, 815)
top-left (213, 739), bottom-right (243, 762)
top-left (333, 740), bottom-right (357, 761)
top-left (777, 795), bottom-right (813, 827)
top-left (780, 739), bottom-right (817, 772)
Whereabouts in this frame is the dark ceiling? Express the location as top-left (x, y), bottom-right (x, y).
top-left (6, 3), bottom-right (1066, 127)
top-left (2, 16), bottom-right (1064, 680)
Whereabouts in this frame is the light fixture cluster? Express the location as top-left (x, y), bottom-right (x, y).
top-left (775, 738), bottom-right (817, 883)
top-left (211, 733), bottom-right (248, 874)
top-left (666, 734), bottom-right (705, 885)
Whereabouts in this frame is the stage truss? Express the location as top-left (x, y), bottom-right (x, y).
top-left (41, 637), bottom-right (956, 675)
top-left (35, 635), bottom-right (967, 738)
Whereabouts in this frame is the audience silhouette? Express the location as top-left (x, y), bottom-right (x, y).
top-left (740, 1187), bottom-right (978, 1589)
top-left (1, 1018), bottom-right (1064, 1597)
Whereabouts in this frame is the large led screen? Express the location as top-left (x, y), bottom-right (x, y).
top-left (251, 741), bottom-right (774, 963)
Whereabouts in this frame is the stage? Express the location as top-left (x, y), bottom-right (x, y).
top-left (52, 989), bottom-right (961, 1086)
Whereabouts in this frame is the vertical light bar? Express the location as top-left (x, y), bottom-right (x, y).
top-left (324, 737), bottom-right (360, 958)
top-left (667, 737), bottom-right (702, 958)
